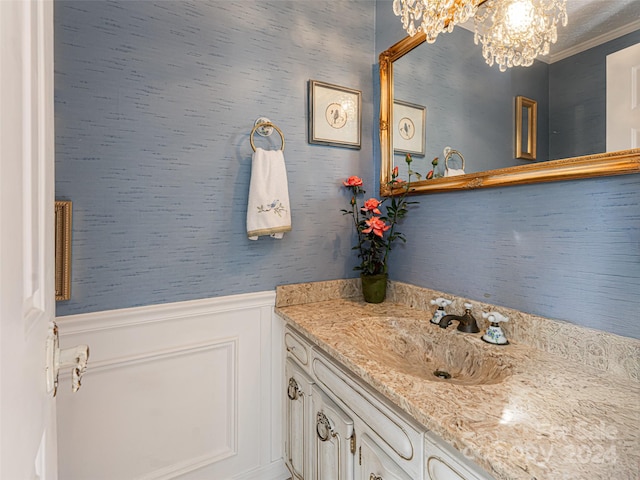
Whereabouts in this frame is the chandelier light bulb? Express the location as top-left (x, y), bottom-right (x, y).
top-left (505, 0), bottom-right (535, 38)
top-left (473, 0), bottom-right (568, 71)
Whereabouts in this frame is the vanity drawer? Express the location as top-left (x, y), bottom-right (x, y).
top-left (425, 432), bottom-right (494, 480)
top-left (284, 325), bottom-right (311, 367)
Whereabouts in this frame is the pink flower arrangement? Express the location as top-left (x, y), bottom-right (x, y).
top-left (341, 154), bottom-right (420, 276)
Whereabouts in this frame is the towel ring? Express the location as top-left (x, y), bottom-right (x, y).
top-left (444, 147), bottom-right (465, 170)
top-left (250, 121), bottom-right (285, 152)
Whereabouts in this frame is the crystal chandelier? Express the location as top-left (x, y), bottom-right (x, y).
top-left (474, 0), bottom-right (568, 71)
top-left (393, 0), bottom-right (479, 43)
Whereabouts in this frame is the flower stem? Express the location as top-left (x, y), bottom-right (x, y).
top-left (350, 190), bottom-right (365, 262)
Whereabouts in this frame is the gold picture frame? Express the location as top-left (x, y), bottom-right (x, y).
top-left (55, 201), bottom-right (72, 301)
top-left (308, 80), bottom-right (362, 149)
top-left (515, 95), bottom-right (537, 160)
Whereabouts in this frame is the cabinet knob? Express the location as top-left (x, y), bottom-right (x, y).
top-left (287, 377), bottom-right (301, 400)
top-left (370, 474), bottom-right (383, 480)
top-left (316, 411), bottom-right (335, 442)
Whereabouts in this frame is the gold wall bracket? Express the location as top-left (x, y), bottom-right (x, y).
top-left (55, 200), bottom-right (72, 301)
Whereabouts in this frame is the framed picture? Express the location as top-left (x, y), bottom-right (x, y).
top-left (308, 80), bottom-right (361, 149)
top-left (393, 100), bottom-right (426, 156)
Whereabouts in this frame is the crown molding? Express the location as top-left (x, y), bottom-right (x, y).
top-left (549, 19), bottom-right (640, 63)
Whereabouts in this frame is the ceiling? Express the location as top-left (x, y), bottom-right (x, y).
top-left (460, 0), bottom-right (640, 63)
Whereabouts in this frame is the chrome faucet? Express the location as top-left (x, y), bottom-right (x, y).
top-left (438, 303), bottom-right (480, 333)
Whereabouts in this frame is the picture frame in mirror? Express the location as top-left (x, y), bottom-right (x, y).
top-left (394, 99), bottom-right (426, 157)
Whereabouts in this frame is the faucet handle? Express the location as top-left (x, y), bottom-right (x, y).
top-left (482, 311), bottom-right (509, 324)
top-left (431, 297), bottom-right (452, 308)
top-left (463, 302), bottom-right (473, 310)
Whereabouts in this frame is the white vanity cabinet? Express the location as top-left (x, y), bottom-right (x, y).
top-left (283, 324), bottom-right (494, 480)
top-left (359, 434), bottom-right (413, 480)
top-left (284, 325), bottom-right (419, 480)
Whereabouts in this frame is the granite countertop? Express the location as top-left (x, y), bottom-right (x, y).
top-left (275, 281), bottom-right (640, 480)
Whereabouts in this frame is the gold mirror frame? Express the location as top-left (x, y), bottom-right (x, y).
top-left (379, 33), bottom-right (640, 196)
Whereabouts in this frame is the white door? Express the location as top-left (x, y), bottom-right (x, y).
top-left (0, 0), bottom-right (57, 478)
top-left (607, 42), bottom-right (640, 151)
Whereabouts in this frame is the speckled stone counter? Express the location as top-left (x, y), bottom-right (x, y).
top-left (275, 279), bottom-right (640, 480)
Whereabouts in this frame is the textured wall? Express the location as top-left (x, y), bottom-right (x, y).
top-left (376, 2), bottom-right (640, 339)
top-left (55, 0), bottom-right (375, 315)
top-left (549, 30), bottom-right (640, 159)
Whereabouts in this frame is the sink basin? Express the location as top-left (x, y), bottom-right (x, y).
top-left (340, 317), bottom-right (511, 386)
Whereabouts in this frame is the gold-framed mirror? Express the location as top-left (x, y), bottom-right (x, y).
top-left (379, 32), bottom-right (640, 196)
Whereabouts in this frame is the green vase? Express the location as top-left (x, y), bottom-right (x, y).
top-left (360, 273), bottom-right (388, 303)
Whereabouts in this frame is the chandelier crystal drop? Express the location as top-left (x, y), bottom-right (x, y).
top-left (393, 0), bottom-right (479, 43)
top-left (473, 0), bottom-right (568, 72)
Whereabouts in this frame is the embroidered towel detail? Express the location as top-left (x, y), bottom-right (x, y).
top-left (247, 148), bottom-right (292, 240)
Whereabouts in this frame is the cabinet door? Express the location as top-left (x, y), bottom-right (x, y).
top-left (359, 434), bottom-right (413, 480)
top-left (285, 359), bottom-right (313, 480)
top-left (425, 434), bottom-right (493, 480)
top-left (311, 385), bottom-right (355, 480)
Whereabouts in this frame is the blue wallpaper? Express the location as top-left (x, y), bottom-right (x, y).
top-left (55, 0), bottom-right (375, 315)
top-left (57, 0), bottom-right (639, 339)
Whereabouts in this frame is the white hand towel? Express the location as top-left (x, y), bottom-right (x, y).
top-left (247, 148), bottom-right (292, 240)
top-left (444, 168), bottom-right (465, 177)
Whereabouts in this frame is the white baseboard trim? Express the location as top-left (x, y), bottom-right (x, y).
top-left (231, 459), bottom-right (289, 480)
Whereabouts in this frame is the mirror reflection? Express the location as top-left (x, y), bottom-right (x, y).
top-left (391, 25), bottom-right (639, 177)
top-left (380, 25), bottom-right (640, 195)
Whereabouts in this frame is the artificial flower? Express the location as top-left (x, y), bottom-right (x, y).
top-left (361, 198), bottom-right (382, 214)
top-left (362, 217), bottom-right (390, 237)
top-left (343, 176), bottom-right (363, 187)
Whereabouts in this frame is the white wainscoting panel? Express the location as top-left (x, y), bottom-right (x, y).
top-left (55, 292), bottom-right (287, 480)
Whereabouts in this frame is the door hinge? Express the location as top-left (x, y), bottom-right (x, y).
top-left (358, 445), bottom-right (362, 465)
top-left (350, 430), bottom-right (357, 455)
